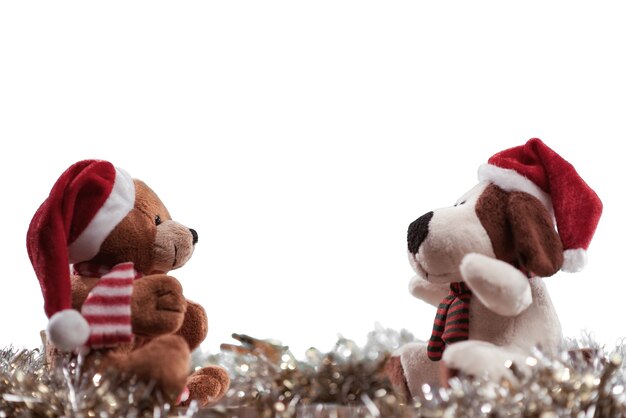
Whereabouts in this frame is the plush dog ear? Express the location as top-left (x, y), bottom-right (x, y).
top-left (506, 191), bottom-right (563, 277)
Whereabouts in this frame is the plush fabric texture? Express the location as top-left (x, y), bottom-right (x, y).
top-left (152, 219), bottom-right (196, 272)
top-left (475, 184), bottom-right (563, 277)
top-left (385, 355), bottom-right (411, 400)
top-left (46, 310), bottom-right (90, 352)
top-left (76, 262), bottom-right (140, 348)
top-left (32, 160), bottom-right (229, 405)
top-left (67, 168), bottom-right (135, 263)
top-left (69, 273), bottom-right (186, 342)
top-left (175, 300), bottom-right (208, 351)
top-left (563, 248), bottom-right (587, 272)
top-left (408, 274), bottom-right (449, 307)
top-left (442, 340), bottom-right (528, 384)
top-left (398, 342), bottom-right (442, 396)
top-left (69, 270), bottom-right (187, 347)
top-left (27, 160), bottom-right (134, 320)
top-left (129, 274), bottom-right (187, 337)
top-left (91, 180), bottom-right (163, 275)
top-left (90, 180), bottom-right (196, 276)
top-left (460, 253), bottom-right (532, 317)
top-left (399, 276), bottom-right (561, 395)
top-left (407, 211), bottom-right (433, 254)
top-left (180, 366), bottom-right (231, 407)
top-left (409, 183), bottom-right (494, 285)
top-left (427, 282), bottom-right (472, 361)
top-left (506, 191), bottom-right (563, 277)
top-left (105, 334), bottom-right (191, 399)
top-left (477, 163), bottom-right (553, 212)
top-left (400, 170), bottom-right (570, 394)
top-left (474, 184), bottom-right (516, 264)
top-left (479, 138), bottom-right (602, 272)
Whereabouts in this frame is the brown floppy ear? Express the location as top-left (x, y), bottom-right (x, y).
top-left (506, 191), bottom-right (563, 277)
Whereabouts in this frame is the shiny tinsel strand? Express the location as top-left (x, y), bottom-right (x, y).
top-left (6, 327), bottom-right (626, 417)
top-left (194, 328), bottom-right (626, 417)
top-left (197, 325), bottom-right (417, 418)
top-left (0, 345), bottom-right (191, 417)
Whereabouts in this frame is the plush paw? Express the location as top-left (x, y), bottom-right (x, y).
top-left (385, 356), bottom-right (411, 401)
top-left (131, 274), bottom-right (187, 336)
top-left (175, 300), bottom-right (209, 351)
top-left (460, 253), bottom-right (532, 316)
top-left (442, 340), bottom-right (526, 384)
top-left (179, 365), bottom-right (230, 407)
top-left (408, 275), bottom-right (450, 307)
top-left (394, 343), bottom-right (441, 398)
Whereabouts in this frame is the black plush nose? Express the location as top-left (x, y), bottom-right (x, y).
top-left (407, 211), bottom-right (433, 254)
top-left (189, 228), bottom-right (198, 245)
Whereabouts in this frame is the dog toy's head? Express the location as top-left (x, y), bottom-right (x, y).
top-left (27, 160), bottom-right (198, 350)
top-left (407, 138), bottom-right (602, 284)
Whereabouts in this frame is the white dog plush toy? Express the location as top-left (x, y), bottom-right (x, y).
top-left (387, 138), bottom-right (602, 397)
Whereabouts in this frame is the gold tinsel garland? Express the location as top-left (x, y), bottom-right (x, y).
top-left (2, 327), bottom-right (626, 417)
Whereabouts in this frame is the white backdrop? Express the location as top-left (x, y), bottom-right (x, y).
top-left (1, 2), bottom-right (624, 356)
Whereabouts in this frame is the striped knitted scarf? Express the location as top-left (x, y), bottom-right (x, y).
top-left (427, 282), bottom-right (472, 361)
top-left (73, 262), bottom-right (142, 348)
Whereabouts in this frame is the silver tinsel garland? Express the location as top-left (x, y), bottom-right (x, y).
top-left (197, 325), bottom-right (417, 418)
top-left (0, 345), bottom-right (182, 417)
top-left (2, 327), bottom-right (626, 417)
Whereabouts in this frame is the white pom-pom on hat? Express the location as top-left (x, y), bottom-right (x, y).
top-left (562, 248), bottom-right (588, 273)
top-left (47, 309), bottom-right (90, 352)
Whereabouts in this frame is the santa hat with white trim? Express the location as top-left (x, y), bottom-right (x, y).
top-left (478, 138), bottom-right (602, 273)
top-left (27, 160), bottom-right (135, 351)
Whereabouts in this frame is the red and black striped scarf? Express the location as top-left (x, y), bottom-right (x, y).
top-left (427, 282), bottom-right (472, 361)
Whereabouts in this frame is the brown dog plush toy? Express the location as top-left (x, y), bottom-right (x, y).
top-left (387, 139), bottom-right (603, 398)
top-left (27, 160), bottom-right (229, 406)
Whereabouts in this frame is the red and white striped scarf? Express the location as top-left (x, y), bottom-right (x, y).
top-left (73, 262), bottom-right (142, 348)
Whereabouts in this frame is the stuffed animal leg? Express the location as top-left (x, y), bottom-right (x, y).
top-left (105, 335), bottom-right (191, 399)
top-left (387, 276), bottom-right (450, 398)
top-left (180, 366), bottom-right (230, 407)
top-left (442, 340), bottom-right (527, 384)
top-left (174, 300), bottom-right (230, 406)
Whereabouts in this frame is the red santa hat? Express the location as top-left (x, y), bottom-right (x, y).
top-left (478, 138), bottom-right (602, 273)
top-left (27, 160), bottom-right (135, 351)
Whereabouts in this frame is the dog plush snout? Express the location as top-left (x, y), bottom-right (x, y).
top-left (189, 228), bottom-right (198, 245)
top-left (407, 211), bottom-right (433, 254)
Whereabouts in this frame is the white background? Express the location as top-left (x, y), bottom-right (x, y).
top-left (1, 2), bottom-right (624, 356)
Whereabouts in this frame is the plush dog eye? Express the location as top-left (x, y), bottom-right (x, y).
top-left (155, 215), bottom-right (162, 225)
top-left (454, 200), bottom-right (467, 207)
